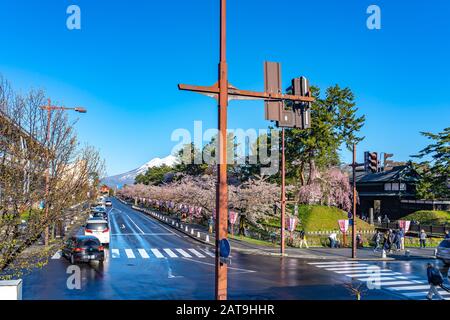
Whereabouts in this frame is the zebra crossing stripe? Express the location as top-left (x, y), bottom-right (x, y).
top-left (151, 249), bottom-right (164, 258)
top-left (188, 249), bottom-right (206, 258)
top-left (176, 249), bottom-right (192, 258)
top-left (325, 266), bottom-right (372, 271)
top-left (356, 277), bottom-right (397, 281)
top-left (125, 249), bottom-right (136, 259)
top-left (201, 249), bottom-right (215, 257)
top-left (316, 263), bottom-right (368, 268)
top-left (138, 249), bottom-right (150, 259)
top-left (388, 284), bottom-right (431, 291)
top-left (345, 272), bottom-right (398, 278)
top-left (111, 249), bottom-right (120, 258)
top-left (401, 291), bottom-right (450, 298)
top-left (377, 280), bottom-right (416, 286)
top-left (334, 269), bottom-right (392, 274)
top-left (51, 251), bottom-right (62, 259)
top-left (164, 248), bottom-right (178, 258)
top-left (308, 261), bottom-right (360, 265)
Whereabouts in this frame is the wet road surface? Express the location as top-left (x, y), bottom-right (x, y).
top-left (21, 198), bottom-right (448, 300)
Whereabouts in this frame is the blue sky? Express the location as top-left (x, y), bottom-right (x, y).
top-left (0, 0), bottom-right (449, 176)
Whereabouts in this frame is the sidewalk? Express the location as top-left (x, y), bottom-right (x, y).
top-left (127, 201), bottom-right (438, 262)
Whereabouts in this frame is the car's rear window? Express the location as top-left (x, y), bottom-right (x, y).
top-left (79, 239), bottom-right (100, 247)
top-left (86, 223), bottom-right (108, 231)
top-left (439, 240), bottom-right (450, 248)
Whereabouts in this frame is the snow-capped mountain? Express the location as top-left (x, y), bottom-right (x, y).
top-left (102, 155), bottom-right (178, 188)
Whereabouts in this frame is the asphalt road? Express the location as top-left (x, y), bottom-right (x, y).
top-left (21, 198), bottom-right (449, 300)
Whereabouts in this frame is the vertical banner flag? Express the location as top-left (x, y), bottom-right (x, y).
top-left (229, 211), bottom-right (238, 225)
top-left (398, 220), bottom-right (411, 233)
top-left (338, 219), bottom-right (349, 233)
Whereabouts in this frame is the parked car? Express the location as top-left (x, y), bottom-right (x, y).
top-left (84, 219), bottom-right (110, 245)
top-left (436, 239), bottom-right (450, 265)
top-left (90, 211), bottom-right (108, 221)
top-left (105, 200), bottom-right (112, 207)
top-left (62, 235), bottom-right (105, 264)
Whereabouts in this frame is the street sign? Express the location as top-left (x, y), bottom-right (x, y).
top-left (264, 61), bottom-right (282, 122)
top-left (219, 239), bottom-right (231, 258)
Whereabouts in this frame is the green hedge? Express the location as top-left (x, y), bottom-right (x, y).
top-left (402, 210), bottom-right (450, 225)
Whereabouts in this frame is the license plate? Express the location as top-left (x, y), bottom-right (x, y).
top-left (89, 255), bottom-right (96, 259)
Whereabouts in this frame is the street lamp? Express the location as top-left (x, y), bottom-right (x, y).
top-left (40, 98), bottom-right (87, 246)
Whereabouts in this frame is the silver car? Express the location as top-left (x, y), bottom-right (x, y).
top-left (436, 239), bottom-right (450, 265)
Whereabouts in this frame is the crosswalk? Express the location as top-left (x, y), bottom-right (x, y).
top-left (52, 248), bottom-right (214, 261)
top-left (308, 260), bottom-right (450, 300)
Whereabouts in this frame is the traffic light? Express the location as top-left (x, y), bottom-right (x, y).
top-left (364, 151), bottom-right (378, 173)
top-left (290, 76), bottom-right (311, 129)
top-left (264, 61), bottom-right (283, 122)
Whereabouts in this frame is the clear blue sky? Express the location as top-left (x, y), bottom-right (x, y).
top-left (0, 0), bottom-right (449, 176)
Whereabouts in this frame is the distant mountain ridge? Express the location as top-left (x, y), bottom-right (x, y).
top-left (102, 155), bottom-right (178, 188)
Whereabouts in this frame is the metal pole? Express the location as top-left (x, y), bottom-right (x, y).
top-left (215, 0), bottom-right (228, 301)
top-left (352, 143), bottom-right (357, 259)
top-left (280, 127), bottom-right (286, 255)
top-left (44, 100), bottom-right (51, 246)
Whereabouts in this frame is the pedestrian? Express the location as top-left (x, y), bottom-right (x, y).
top-left (373, 231), bottom-right (382, 252)
top-left (445, 230), bottom-right (450, 240)
top-left (329, 232), bottom-right (338, 248)
top-left (299, 229), bottom-right (309, 248)
top-left (377, 216), bottom-right (382, 224)
top-left (356, 231), bottom-right (363, 248)
top-left (208, 216), bottom-right (214, 234)
top-left (426, 263), bottom-right (444, 300)
top-left (420, 229), bottom-right (427, 248)
top-left (393, 230), bottom-right (401, 251)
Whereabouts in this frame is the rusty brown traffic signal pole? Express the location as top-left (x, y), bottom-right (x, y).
top-left (280, 128), bottom-right (286, 255)
top-left (178, 0), bottom-right (314, 300)
top-left (215, 0), bottom-right (229, 301)
top-left (352, 143), bottom-right (357, 258)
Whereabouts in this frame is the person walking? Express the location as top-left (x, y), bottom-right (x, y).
top-left (445, 230), bottom-right (450, 240)
top-left (420, 229), bottom-right (427, 248)
top-left (299, 229), bottom-right (309, 248)
top-left (373, 231), bottom-right (382, 252)
top-left (426, 263), bottom-right (444, 300)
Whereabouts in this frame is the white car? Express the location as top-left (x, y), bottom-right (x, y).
top-left (84, 219), bottom-right (110, 245)
top-left (436, 239), bottom-right (450, 265)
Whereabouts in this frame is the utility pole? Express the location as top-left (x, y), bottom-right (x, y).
top-left (40, 99), bottom-right (86, 246)
top-left (352, 144), bottom-right (357, 259)
top-left (280, 128), bottom-right (286, 255)
top-left (178, 0), bottom-right (314, 300)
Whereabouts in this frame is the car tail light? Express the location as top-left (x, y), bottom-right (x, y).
top-left (74, 248), bottom-right (83, 252)
top-left (98, 246), bottom-right (104, 251)
top-left (102, 228), bottom-right (110, 233)
top-left (85, 229), bottom-right (93, 233)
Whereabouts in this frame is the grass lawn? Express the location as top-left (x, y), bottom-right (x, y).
top-left (402, 210), bottom-right (450, 225)
top-left (265, 204), bottom-right (374, 232)
top-left (229, 234), bottom-right (277, 247)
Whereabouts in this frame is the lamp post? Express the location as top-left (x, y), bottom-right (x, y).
top-left (40, 99), bottom-right (87, 246)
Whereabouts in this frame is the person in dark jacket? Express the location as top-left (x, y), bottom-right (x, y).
top-left (445, 230), bottom-right (450, 240)
top-left (427, 263), bottom-right (444, 300)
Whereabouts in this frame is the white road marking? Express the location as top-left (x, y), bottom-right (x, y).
top-left (176, 249), bottom-right (192, 258)
top-left (334, 269), bottom-right (392, 274)
top-left (181, 256), bottom-right (257, 273)
top-left (163, 248), bottom-right (178, 258)
top-left (345, 272), bottom-right (399, 278)
top-left (51, 251), bottom-right (62, 259)
top-left (110, 233), bottom-right (174, 236)
top-left (379, 281), bottom-right (417, 286)
top-left (326, 266), bottom-right (373, 271)
top-left (401, 291), bottom-right (450, 298)
top-left (151, 249), bottom-right (164, 258)
top-left (111, 249), bottom-right (120, 258)
top-left (125, 249), bottom-right (136, 259)
top-left (188, 248), bottom-right (206, 258)
top-left (316, 263), bottom-right (368, 268)
top-left (388, 284), bottom-right (431, 291)
top-left (201, 249), bottom-right (215, 257)
top-left (126, 214), bottom-right (145, 234)
top-left (138, 249), bottom-right (150, 259)
top-left (356, 277), bottom-right (397, 281)
top-left (308, 261), bottom-right (361, 265)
